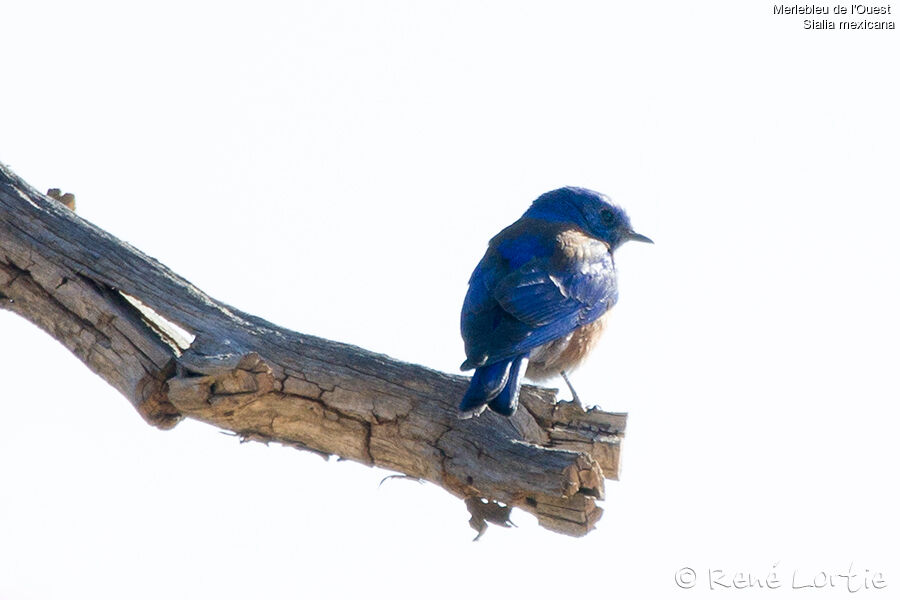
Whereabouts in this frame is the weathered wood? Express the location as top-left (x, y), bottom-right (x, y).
top-left (0, 161), bottom-right (627, 537)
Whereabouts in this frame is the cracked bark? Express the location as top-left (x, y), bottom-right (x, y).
top-left (0, 161), bottom-right (627, 538)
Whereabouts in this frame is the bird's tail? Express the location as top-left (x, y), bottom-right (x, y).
top-left (458, 355), bottom-right (529, 418)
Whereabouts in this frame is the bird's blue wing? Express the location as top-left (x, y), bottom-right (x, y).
top-left (461, 229), bottom-right (550, 319)
top-left (491, 255), bottom-right (616, 353)
top-left (460, 220), bottom-right (618, 368)
top-left (493, 265), bottom-right (578, 327)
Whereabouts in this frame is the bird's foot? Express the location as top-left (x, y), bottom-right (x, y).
top-left (559, 370), bottom-right (586, 408)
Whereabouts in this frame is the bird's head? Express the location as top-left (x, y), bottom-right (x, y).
top-left (523, 187), bottom-right (653, 250)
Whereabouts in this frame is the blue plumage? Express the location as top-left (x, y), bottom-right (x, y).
top-left (458, 187), bottom-right (651, 418)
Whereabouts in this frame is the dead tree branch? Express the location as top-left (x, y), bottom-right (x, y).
top-left (0, 161), bottom-right (626, 537)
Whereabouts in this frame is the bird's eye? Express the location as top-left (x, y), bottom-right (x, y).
top-left (600, 209), bottom-right (616, 227)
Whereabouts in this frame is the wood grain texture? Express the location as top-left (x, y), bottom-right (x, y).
top-left (0, 161), bottom-right (627, 537)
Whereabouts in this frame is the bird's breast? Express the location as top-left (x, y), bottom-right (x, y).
top-left (525, 311), bottom-right (610, 381)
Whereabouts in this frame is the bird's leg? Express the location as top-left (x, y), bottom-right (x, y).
top-left (559, 370), bottom-right (584, 408)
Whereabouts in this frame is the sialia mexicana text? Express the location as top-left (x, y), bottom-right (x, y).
top-left (458, 187), bottom-right (652, 418)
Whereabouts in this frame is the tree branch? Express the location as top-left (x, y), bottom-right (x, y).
top-left (0, 161), bottom-right (626, 537)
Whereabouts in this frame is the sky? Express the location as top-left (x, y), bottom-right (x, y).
top-left (2, 1), bottom-right (899, 598)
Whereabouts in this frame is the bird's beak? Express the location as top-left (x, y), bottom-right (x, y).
top-left (628, 230), bottom-right (654, 244)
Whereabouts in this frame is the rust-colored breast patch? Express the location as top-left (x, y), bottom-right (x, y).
top-left (526, 312), bottom-right (610, 380)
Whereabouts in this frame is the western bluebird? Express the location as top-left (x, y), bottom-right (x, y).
top-left (458, 187), bottom-right (652, 418)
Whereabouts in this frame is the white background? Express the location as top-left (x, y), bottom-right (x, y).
top-left (2, 1), bottom-right (898, 598)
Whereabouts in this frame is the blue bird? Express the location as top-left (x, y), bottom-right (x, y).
top-left (458, 187), bottom-right (652, 418)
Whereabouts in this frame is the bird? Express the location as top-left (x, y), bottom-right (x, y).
top-left (458, 187), bottom-right (652, 418)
